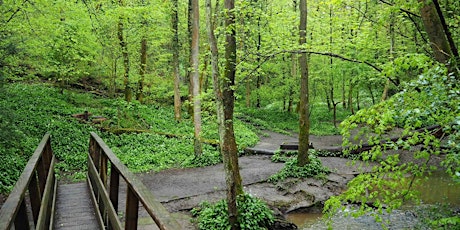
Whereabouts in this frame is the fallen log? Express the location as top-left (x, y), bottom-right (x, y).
top-left (281, 124), bottom-right (444, 155)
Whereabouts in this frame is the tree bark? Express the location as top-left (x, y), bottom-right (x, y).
top-left (297, 0), bottom-right (311, 167)
top-left (117, 0), bottom-right (131, 102)
top-left (223, 0), bottom-right (243, 229)
top-left (348, 79), bottom-right (354, 114)
top-left (418, 0), bottom-right (455, 66)
top-left (172, 0), bottom-right (181, 121)
top-left (245, 79), bottom-right (251, 107)
top-left (206, 0), bottom-right (223, 141)
top-left (255, 16), bottom-right (262, 108)
top-left (190, 0), bottom-right (202, 156)
top-left (137, 38), bottom-right (147, 103)
top-left (290, 0), bottom-right (297, 113)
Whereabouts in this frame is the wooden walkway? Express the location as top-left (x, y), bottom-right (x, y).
top-left (0, 132), bottom-right (181, 230)
top-left (54, 182), bottom-right (99, 229)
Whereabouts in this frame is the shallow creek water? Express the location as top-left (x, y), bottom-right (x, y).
top-left (287, 171), bottom-right (460, 229)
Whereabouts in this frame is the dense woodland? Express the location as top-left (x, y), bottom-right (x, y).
top-left (1, 0), bottom-right (459, 229)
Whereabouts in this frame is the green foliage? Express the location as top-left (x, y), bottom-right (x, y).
top-left (192, 193), bottom-right (274, 230)
top-left (268, 155), bottom-right (330, 183)
top-left (381, 54), bottom-right (433, 83)
top-left (237, 103), bottom-right (349, 136)
top-left (270, 150), bottom-right (298, 163)
top-left (0, 83), bottom-right (260, 193)
top-left (325, 65), bottom-right (460, 222)
top-left (415, 204), bottom-right (460, 229)
top-left (0, 83), bottom-right (98, 192)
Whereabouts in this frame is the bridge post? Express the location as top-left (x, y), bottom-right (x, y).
top-left (125, 188), bottom-right (139, 229)
top-left (28, 172), bottom-right (41, 225)
top-left (14, 199), bottom-right (30, 230)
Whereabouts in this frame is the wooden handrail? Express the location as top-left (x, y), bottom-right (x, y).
top-left (87, 132), bottom-right (182, 230)
top-left (0, 133), bottom-right (57, 230)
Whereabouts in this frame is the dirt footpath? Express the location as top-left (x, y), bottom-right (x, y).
top-left (139, 131), bottom-right (372, 216)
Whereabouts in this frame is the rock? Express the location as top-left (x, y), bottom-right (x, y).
top-left (270, 218), bottom-right (298, 230)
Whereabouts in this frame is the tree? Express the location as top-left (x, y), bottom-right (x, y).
top-left (221, 0), bottom-right (244, 229)
top-left (171, 0), bottom-right (182, 121)
top-left (190, 0), bottom-right (202, 155)
top-left (297, 0), bottom-right (310, 166)
top-left (117, 0), bottom-right (132, 102)
top-left (419, 0), bottom-right (459, 75)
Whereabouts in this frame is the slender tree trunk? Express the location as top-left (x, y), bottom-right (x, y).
top-left (348, 79), bottom-right (354, 114)
top-left (206, 0), bottom-right (223, 142)
top-left (342, 73), bottom-right (346, 109)
top-left (137, 38), bottom-right (147, 103)
top-left (255, 16), bottom-right (262, 108)
top-left (381, 79), bottom-right (390, 101)
top-left (172, 0), bottom-right (181, 121)
top-left (223, 0), bottom-right (243, 228)
top-left (186, 0), bottom-right (193, 116)
top-left (356, 89), bottom-right (360, 110)
top-left (117, 0), bottom-right (131, 102)
top-left (368, 85), bottom-right (375, 105)
top-left (246, 79), bottom-right (251, 107)
top-left (288, 0), bottom-right (297, 114)
top-left (190, 0), bottom-right (202, 156)
top-left (298, 0), bottom-right (310, 167)
top-left (201, 58), bottom-right (209, 92)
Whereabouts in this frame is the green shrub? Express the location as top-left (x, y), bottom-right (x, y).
top-left (268, 155), bottom-right (330, 183)
top-left (192, 193), bottom-right (274, 230)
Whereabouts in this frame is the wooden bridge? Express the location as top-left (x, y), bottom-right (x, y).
top-left (0, 132), bottom-right (182, 230)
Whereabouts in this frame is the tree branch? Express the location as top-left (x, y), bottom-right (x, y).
top-left (378, 0), bottom-right (420, 18)
top-left (308, 51), bottom-right (382, 72)
top-left (3, 0), bottom-right (30, 24)
top-left (237, 49), bottom-right (404, 87)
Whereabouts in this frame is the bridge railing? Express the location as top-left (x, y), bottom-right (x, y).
top-left (87, 132), bottom-right (181, 230)
top-left (0, 133), bottom-right (57, 230)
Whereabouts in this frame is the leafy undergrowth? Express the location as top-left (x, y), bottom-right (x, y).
top-left (191, 193), bottom-right (274, 230)
top-left (0, 83), bottom-right (258, 193)
top-left (268, 151), bottom-right (330, 183)
top-left (237, 102), bottom-right (351, 136)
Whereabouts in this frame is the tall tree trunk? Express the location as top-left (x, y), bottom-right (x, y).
top-left (325, 87), bottom-right (331, 110)
top-left (289, 51), bottom-right (297, 113)
top-left (368, 85), bottom-right (375, 105)
top-left (288, 0), bottom-right (297, 114)
top-left (223, 0), bottom-right (243, 229)
top-left (342, 72), bottom-right (346, 109)
top-left (117, 0), bottom-right (131, 102)
top-left (200, 57), bottom-right (209, 92)
top-left (255, 16), bottom-right (262, 108)
top-left (297, 0), bottom-right (310, 167)
top-left (419, 0), bottom-right (458, 74)
top-left (348, 79), bottom-right (354, 114)
top-left (382, 10), bottom-right (395, 101)
top-left (245, 79), bottom-right (251, 107)
top-left (380, 79), bottom-right (390, 101)
top-left (172, 0), bottom-right (181, 121)
top-left (186, 0), bottom-right (193, 116)
top-left (356, 89), bottom-right (360, 110)
top-left (206, 0), bottom-right (223, 141)
top-left (137, 38), bottom-right (147, 103)
top-left (190, 0), bottom-right (202, 156)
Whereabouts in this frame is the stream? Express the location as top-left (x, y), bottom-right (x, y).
top-left (287, 171), bottom-right (460, 229)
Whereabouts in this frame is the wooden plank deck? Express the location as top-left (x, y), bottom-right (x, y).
top-left (54, 182), bottom-right (100, 230)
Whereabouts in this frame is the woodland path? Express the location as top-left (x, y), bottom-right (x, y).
top-left (137, 130), bottom-right (372, 229)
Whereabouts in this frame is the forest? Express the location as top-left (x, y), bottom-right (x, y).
top-left (1, 0), bottom-right (459, 229)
